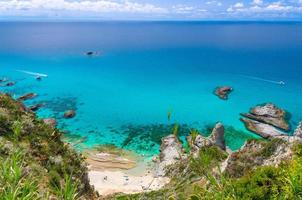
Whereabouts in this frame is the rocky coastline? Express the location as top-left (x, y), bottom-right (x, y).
top-left (240, 103), bottom-right (292, 139)
top-left (1, 92), bottom-right (302, 199)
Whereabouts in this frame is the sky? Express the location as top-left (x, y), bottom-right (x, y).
top-left (0, 0), bottom-right (302, 20)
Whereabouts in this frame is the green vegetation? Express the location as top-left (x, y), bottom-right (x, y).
top-left (53, 174), bottom-right (80, 200)
top-left (0, 149), bottom-right (39, 200)
top-left (2, 93), bottom-right (302, 200)
top-left (225, 138), bottom-right (286, 178)
top-left (115, 138), bottom-right (302, 200)
top-left (172, 123), bottom-right (179, 137)
top-left (189, 129), bottom-right (199, 147)
top-left (0, 94), bottom-right (95, 199)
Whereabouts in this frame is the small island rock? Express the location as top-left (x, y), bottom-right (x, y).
top-left (241, 103), bottom-right (289, 131)
top-left (214, 86), bottom-right (233, 100)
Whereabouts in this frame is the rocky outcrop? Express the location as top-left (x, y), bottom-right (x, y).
top-left (191, 122), bottom-right (226, 152)
top-left (64, 110), bottom-right (76, 119)
top-left (210, 123), bottom-right (226, 150)
top-left (43, 118), bottom-right (57, 128)
top-left (240, 118), bottom-right (286, 139)
top-left (294, 122), bottom-right (302, 138)
top-left (241, 103), bottom-right (289, 131)
top-left (277, 122), bottom-right (302, 143)
top-left (156, 134), bottom-right (183, 176)
top-left (17, 93), bottom-right (37, 101)
top-left (241, 103), bottom-right (290, 139)
top-left (214, 86), bottom-right (233, 100)
top-left (224, 139), bottom-right (292, 178)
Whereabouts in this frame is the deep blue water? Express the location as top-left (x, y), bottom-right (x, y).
top-left (1, 22), bottom-right (302, 156)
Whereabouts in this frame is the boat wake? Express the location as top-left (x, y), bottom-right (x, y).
top-left (240, 75), bottom-right (285, 85)
top-left (17, 70), bottom-right (48, 79)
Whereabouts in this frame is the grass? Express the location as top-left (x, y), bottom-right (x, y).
top-left (0, 149), bottom-right (40, 200)
top-left (52, 174), bottom-right (79, 200)
top-left (189, 129), bottom-right (200, 147)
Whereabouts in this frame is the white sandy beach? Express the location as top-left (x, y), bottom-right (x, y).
top-left (89, 170), bottom-right (169, 196)
top-left (85, 149), bottom-right (170, 196)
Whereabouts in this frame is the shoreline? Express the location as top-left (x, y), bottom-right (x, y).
top-left (84, 146), bottom-right (170, 196)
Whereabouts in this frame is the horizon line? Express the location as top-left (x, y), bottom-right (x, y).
top-left (1, 18), bottom-right (302, 23)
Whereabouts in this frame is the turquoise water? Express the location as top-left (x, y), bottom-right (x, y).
top-left (1, 22), bottom-right (302, 156)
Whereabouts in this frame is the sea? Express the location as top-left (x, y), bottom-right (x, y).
top-left (1, 21), bottom-right (302, 157)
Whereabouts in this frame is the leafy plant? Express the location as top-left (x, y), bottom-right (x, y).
top-left (0, 150), bottom-right (39, 200)
top-left (52, 174), bottom-right (79, 200)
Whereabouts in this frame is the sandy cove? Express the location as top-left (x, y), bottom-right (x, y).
top-left (84, 148), bottom-right (170, 196)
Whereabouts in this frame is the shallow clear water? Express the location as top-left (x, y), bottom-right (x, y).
top-left (1, 22), bottom-right (302, 156)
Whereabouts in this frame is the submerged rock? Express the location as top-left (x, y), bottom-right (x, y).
top-left (241, 103), bottom-right (289, 131)
top-left (86, 150), bottom-right (137, 171)
top-left (0, 77), bottom-right (8, 83)
top-left (64, 110), bottom-right (76, 119)
top-left (214, 86), bottom-right (233, 100)
top-left (29, 103), bottom-right (44, 112)
top-left (17, 93), bottom-right (37, 101)
top-left (240, 118), bottom-right (286, 139)
top-left (156, 134), bottom-right (183, 176)
top-left (1, 81), bottom-right (15, 87)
